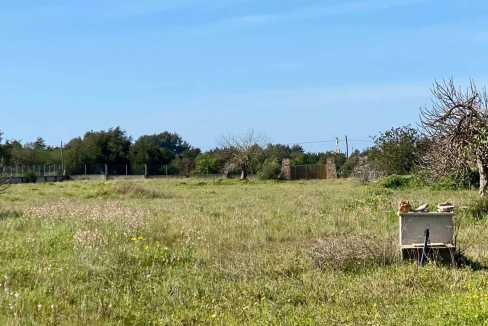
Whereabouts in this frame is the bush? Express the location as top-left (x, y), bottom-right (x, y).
top-left (379, 175), bottom-right (423, 189)
top-left (430, 176), bottom-right (459, 191)
top-left (23, 171), bottom-right (38, 183)
top-left (93, 182), bottom-right (168, 199)
top-left (468, 197), bottom-right (488, 219)
top-left (430, 172), bottom-right (479, 191)
top-left (258, 159), bottom-right (281, 180)
top-left (194, 154), bottom-right (220, 175)
top-left (311, 235), bottom-right (398, 272)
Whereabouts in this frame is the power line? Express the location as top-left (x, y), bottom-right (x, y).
top-left (283, 137), bottom-right (372, 146)
top-left (285, 139), bottom-right (337, 145)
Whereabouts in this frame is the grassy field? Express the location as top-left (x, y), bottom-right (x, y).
top-left (0, 178), bottom-right (487, 325)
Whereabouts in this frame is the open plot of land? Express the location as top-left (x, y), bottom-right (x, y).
top-left (0, 179), bottom-right (487, 325)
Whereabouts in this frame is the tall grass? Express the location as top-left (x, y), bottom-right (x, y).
top-left (0, 179), bottom-right (485, 324)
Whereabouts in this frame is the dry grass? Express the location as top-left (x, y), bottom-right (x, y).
top-left (311, 235), bottom-right (399, 272)
top-left (93, 181), bottom-right (170, 199)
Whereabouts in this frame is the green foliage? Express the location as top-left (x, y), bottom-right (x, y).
top-left (368, 126), bottom-right (428, 175)
top-left (194, 153), bottom-right (220, 175)
top-left (262, 144), bottom-right (305, 165)
top-left (173, 153), bottom-right (199, 177)
top-left (429, 172), bottom-right (480, 191)
top-left (23, 171), bottom-right (38, 183)
top-left (0, 137), bottom-right (60, 167)
top-left (130, 132), bottom-right (196, 174)
top-left (339, 150), bottom-right (362, 177)
top-left (64, 127), bottom-right (131, 174)
top-left (379, 174), bottom-right (424, 189)
top-left (430, 176), bottom-right (460, 191)
top-left (257, 159), bottom-right (281, 180)
top-left (467, 197), bottom-right (488, 219)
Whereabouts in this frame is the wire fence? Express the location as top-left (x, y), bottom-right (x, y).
top-left (0, 164), bottom-right (63, 178)
top-left (66, 163), bottom-right (178, 177)
top-left (0, 159), bottom-right (383, 182)
top-left (0, 163), bottom-right (236, 180)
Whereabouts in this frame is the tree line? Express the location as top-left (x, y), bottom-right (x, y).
top-left (1, 79), bottom-right (487, 194)
top-left (0, 128), bottom-right (356, 179)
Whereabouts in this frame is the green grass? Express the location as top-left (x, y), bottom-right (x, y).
top-left (0, 178), bottom-right (487, 325)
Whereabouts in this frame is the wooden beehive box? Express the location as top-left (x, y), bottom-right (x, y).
top-left (399, 212), bottom-right (455, 262)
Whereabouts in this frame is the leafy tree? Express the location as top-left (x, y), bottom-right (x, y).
top-left (262, 144), bottom-right (305, 166)
top-left (173, 148), bottom-right (201, 177)
top-left (64, 138), bottom-right (88, 173)
top-left (33, 137), bottom-right (47, 150)
top-left (258, 158), bottom-right (281, 180)
top-left (339, 150), bottom-right (362, 177)
top-left (64, 127), bottom-right (131, 174)
top-left (130, 132), bottom-right (196, 175)
top-left (367, 126), bottom-right (427, 176)
top-left (194, 153), bottom-right (220, 175)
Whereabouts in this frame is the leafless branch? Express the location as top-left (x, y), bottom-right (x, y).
top-left (421, 78), bottom-right (488, 196)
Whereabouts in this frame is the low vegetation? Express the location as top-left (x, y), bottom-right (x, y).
top-left (0, 178), bottom-right (486, 325)
top-left (92, 181), bottom-right (168, 199)
top-left (468, 197), bottom-right (488, 220)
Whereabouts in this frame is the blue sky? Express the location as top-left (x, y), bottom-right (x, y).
top-left (2, 0), bottom-right (488, 151)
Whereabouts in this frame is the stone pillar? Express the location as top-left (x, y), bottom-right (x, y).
top-left (281, 159), bottom-right (292, 180)
top-left (326, 158), bottom-right (337, 179)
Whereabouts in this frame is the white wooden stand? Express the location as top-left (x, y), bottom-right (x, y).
top-left (399, 212), bottom-right (456, 265)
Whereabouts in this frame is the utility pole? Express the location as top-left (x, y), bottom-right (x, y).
top-left (345, 135), bottom-right (349, 159)
top-left (60, 141), bottom-right (65, 176)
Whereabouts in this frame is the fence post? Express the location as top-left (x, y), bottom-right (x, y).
top-left (126, 164), bottom-right (128, 176)
top-left (104, 164), bottom-right (108, 180)
top-left (144, 164), bottom-right (148, 178)
top-left (84, 164), bottom-right (87, 176)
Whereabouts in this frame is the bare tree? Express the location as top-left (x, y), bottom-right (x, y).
top-left (421, 79), bottom-right (488, 196)
top-left (221, 130), bottom-right (265, 180)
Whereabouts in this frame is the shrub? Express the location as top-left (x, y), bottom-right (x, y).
top-left (467, 197), bottom-right (488, 219)
top-left (429, 172), bottom-right (479, 191)
top-left (379, 175), bottom-right (423, 189)
top-left (23, 171), bottom-right (38, 183)
top-left (310, 235), bottom-right (398, 272)
top-left (94, 182), bottom-right (168, 199)
top-left (194, 154), bottom-right (220, 175)
top-left (430, 176), bottom-right (459, 191)
top-left (258, 159), bottom-right (281, 180)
